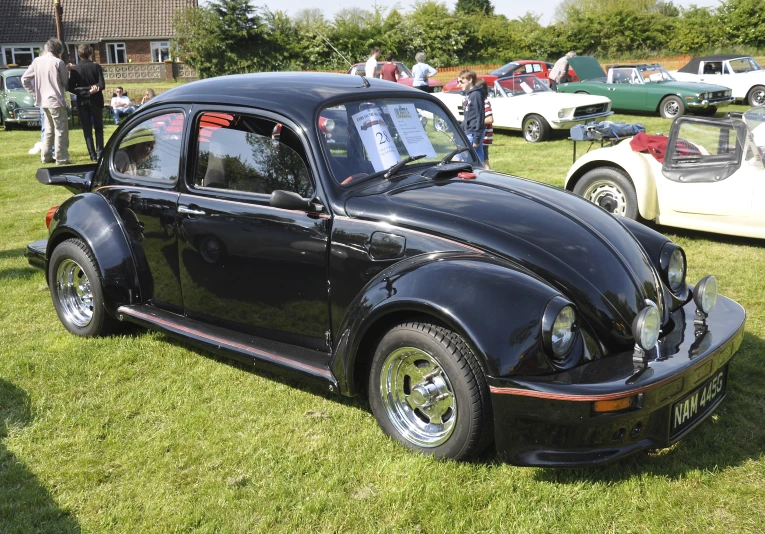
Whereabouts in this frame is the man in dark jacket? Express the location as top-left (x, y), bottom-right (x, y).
top-left (458, 69), bottom-right (485, 163)
top-left (67, 44), bottom-right (105, 161)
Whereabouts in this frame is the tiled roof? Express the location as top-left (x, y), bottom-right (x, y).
top-left (0, 0), bottom-right (198, 43)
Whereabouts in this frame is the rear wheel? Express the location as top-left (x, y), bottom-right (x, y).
top-left (659, 96), bottom-right (685, 119)
top-left (522, 114), bottom-right (551, 143)
top-left (48, 238), bottom-right (120, 337)
top-left (368, 320), bottom-right (492, 460)
top-left (747, 85), bottom-right (765, 107)
top-left (573, 167), bottom-right (639, 219)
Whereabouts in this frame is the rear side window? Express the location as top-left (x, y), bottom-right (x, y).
top-left (113, 112), bottom-right (184, 182)
top-left (193, 112), bottom-right (314, 198)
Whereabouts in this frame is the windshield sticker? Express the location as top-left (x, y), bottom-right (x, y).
top-left (352, 108), bottom-right (401, 172)
top-left (520, 81), bottom-right (533, 94)
top-left (385, 104), bottom-right (437, 159)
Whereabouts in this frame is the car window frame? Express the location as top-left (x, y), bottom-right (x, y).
top-left (108, 106), bottom-right (189, 189)
top-left (185, 105), bottom-right (319, 204)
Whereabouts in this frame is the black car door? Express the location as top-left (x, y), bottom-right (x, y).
top-left (176, 108), bottom-right (331, 351)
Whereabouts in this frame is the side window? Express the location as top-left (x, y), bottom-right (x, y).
top-left (532, 63), bottom-right (542, 73)
top-left (671, 123), bottom-right (739, 161)
top-left (194, 112), bottom-right (314, 198)
top-left (524, 64), bottom-right (534, 74)
top-left (113, 111), bottom-right (184, 182)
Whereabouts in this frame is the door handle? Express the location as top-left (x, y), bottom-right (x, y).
top-left (179, 206), bottom-right (206, 216)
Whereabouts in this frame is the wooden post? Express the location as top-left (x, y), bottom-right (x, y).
top-left (54, 0), bottom-right (67, 62)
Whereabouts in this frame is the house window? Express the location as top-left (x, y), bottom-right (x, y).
top-left (150, 41), bottom-right (171, 62)
top-left (107, 43), bottom-right (127, 64)
top-left (2, 45), bottom-right (42, 67)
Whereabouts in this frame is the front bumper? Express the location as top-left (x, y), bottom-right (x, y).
top-left (686, 97), bottom-right (735, 108)
top-left (488, 294), bottom-right (746, 467)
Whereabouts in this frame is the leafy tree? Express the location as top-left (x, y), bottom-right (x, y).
top-left (455, 0), bottom-right (494, 16)
top-left (717, 0), bottom-right (765, 48)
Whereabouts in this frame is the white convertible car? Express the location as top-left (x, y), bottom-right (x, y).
top-left (565, 107), bottom-right (765, 239)
top-left (670, 55), bottom-right (765, 107)
top-left (434, 75), bottom-right (612, 142)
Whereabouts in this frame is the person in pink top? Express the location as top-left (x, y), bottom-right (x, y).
top-left (21, 38), bottom-right (70, 164)
top-left (380, 53), bottom-right (400, 83)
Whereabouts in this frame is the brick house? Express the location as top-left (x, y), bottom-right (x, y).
top-left (0, 0), bottom-right (197, 67)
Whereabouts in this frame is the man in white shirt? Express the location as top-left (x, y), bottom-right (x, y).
top-left (365, 47), bottom-right (381, 78)
top-left (111, 87), bottom-right (136, 125)
top-left (21, 38), bottom-right (70, 164)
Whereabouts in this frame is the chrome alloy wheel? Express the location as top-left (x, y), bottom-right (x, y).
top-left (752, 88), bottom-right (765, 107)
top-left (583, 180), bottom-right (628, 216)
top-left (524, 118), bottom-right (541, 142)
top-left (663, 99), bottom-right (681, 118)
top-left (55, 258), bottom-right (94, 327)
top-left (380, 347), bottom-right (457, 447)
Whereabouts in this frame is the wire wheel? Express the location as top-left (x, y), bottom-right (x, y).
top-left (380, 346), bottom-right (456, 447)
top-left (55, 258), bottom-right (94, 327)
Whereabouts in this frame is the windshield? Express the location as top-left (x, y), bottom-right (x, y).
top-left (496, 75), bottom-right (550, 96)
top-left (490, 62), bottom-right (519, 77)
top-left (637, 65), bottom-right (674, 83)
top-left (743, 106), bottom-right (765, 160)
top-left (729, 57), bottom-right (763, 73)
top-left (4, 76), bottom-right (22, 90)
top-left (318, 97), bottom-right (476, 185)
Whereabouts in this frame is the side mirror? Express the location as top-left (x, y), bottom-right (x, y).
top-left (269, 190), bottom-right (323, 213)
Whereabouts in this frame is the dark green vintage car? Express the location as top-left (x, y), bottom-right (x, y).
top-left (557, 56), bottom-right (734, 119)
top-left (1, 67), bottom-right (72, 130)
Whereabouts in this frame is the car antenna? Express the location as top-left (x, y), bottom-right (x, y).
top-left (313, 26), bottom-right (371, 88)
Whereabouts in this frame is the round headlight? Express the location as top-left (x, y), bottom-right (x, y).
top-left (550, 305), bottom-right (577, 358)
top-left (6, 100), bottom-right (18, 110)
top-left (632, 302), bottom-right (660, 350)
top-left (558, 110), bottom-right (565, 118)
top-left (693, 275), bottom-right (718, 315)
top-left (667, 248), bottom-right (686, 291)
top-left (324, 118), bottom-right (335, 133)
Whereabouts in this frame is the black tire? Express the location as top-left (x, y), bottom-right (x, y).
top-left (695, 106), bottom-right (717, 117)
top-left (747, 85), bottom-right (765, 107)
top-left (368, 320), bottom-right (492, 460)
top-left (573, 167), bottom-right (639, 219)
top-left (522, 114), bottom-right (551, 143)
top-left (659, 95), bottom-right (685, 119)
top-left (48, 238), bottom-right (120, 337)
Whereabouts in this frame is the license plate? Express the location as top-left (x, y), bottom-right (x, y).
top-left (671, 368), bottom-right (726, 438)
top-left (27, 121), bottom-right (40, 127)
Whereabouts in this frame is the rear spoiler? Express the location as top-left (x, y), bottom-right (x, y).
top-left (36, 163), bottom-right (96, 194)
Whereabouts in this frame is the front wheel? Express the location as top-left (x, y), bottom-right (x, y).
top-left (368, 321), bottom-right (492, 460)
top-left (48, 238), bottom-right (120, 337)
top-left (522, 114), bottom-right (550, 143)
top-left (659, 95), bottom-right (685, 119)
top-left (747, 85), bottom-right (765, 107)
top-left (573, 167), bottom-right (639, 219)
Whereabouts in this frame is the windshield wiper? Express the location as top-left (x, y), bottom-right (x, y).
top-left (439, 147), bottom-right (470, 164)
top-left (383, 154), bottom-right (426, 179)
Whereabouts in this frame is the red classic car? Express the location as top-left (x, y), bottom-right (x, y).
top-left (347, 62), bottom-right (443, 92)
top-left (442, 60), bottom-right (579, 92)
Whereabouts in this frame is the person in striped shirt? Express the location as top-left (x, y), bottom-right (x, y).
top-left (475, 78), bottom-right (494, 169)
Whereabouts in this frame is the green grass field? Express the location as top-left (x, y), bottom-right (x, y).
top-left (1, 105), bottom-right (764, 533)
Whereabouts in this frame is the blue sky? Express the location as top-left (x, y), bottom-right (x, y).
top-left (200, 0), bottom-right (722, 26)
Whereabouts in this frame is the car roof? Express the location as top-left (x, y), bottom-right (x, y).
top-left (677, 55), bottom-right (751, 73)
top-left (149, 72), bottom-right (423, 125)
top-left (2, 68), bottom-right (27, 77)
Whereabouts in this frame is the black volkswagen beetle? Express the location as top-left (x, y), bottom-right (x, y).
top-left (26, 73), bottom-right (746, 467)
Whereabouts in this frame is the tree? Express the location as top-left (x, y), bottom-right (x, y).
top-left (455, 0), bottom-right (494, 16)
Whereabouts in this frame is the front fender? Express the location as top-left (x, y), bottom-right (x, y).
top-left (331, 252), bottom-right (563, 396)
top-left (565, 142), bottom-right (660, 220)
top-left (48, 193), bottom-right (139, 314)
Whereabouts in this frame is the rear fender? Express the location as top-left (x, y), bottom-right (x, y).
top-left (565, 145), bottom-right (660, 220)
top-left (330, 252), bottom-right (562, 396)
top-left (47, 193), bottom-right (139, 314)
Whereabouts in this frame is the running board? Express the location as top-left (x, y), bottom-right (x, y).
top-left (117, 304), bottom-right (337, 389)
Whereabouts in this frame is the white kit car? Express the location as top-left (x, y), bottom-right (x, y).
top-left (671, 55), bottom-right (765, 107)
top-left (565, 108), bottom-right (765, 239)
top-left (434, 75), bottom-right (613, 142)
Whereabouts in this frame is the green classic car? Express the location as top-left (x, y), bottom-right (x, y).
top-left (557, 56), bottom-right (734, 119)
top-left (1, 67), bottom-right (72, 131)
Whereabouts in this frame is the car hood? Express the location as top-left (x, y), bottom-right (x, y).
top-left (659, 81), bottom-right (732, 92)
top-left (507, 92), bottom-right (610, 107)
top-left (568, 56), bottom-right (607, 81)
top-left (345, 171), bottom-right (665, 352)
